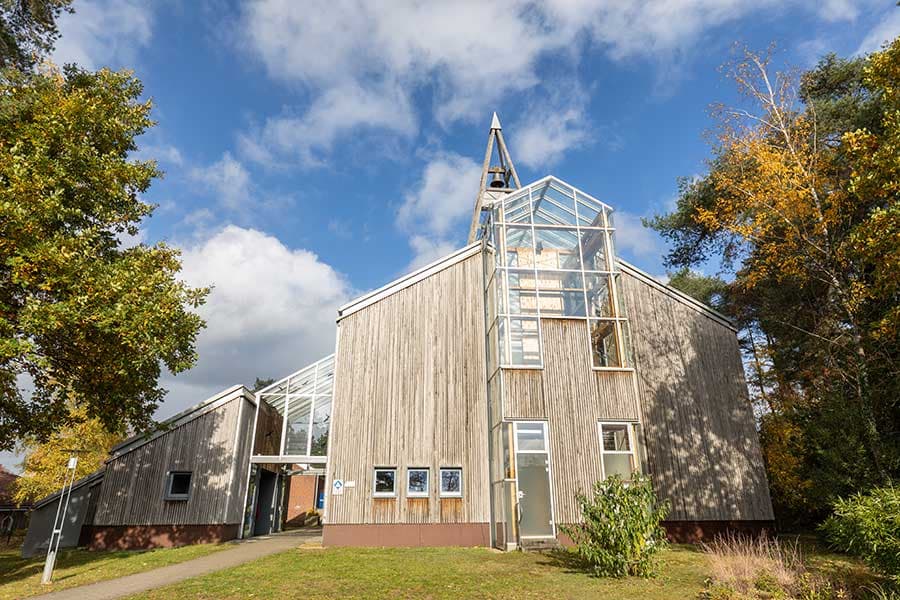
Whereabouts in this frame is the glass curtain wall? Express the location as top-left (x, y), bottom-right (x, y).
top-left (257, 354), bottom-right (334, 458)
top-left (483, 177), bottom-right (633, 369)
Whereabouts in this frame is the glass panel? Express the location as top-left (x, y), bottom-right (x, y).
top-left (498, 317), bottom-right (508, 366)
top-left (537, 290), bottom-right (586, 317)
top-left (284, 395), bottom-right (312, 454)
top-left (608, 230), bottom-right (618, 270)
top-left (516, 422), bottom-right (546, 451)
top-left (601, 424), bottom-right (630, 451)
top-left (310, 398), bottom-right (330, 455)
top-left (261, 393), bottom-right (286, 416)
top-left (503, 190), bottom-right (531, 224)
top-left (516, 453), bottom-right (554, 536)
top-left (579, 229), bottom-right (609, 271)
top-left (605, 207), bottom-right (615, 229)
top-left (508, 317), bottom-right (541, 366)
top-left (507, 270), bottom-right (537, 315)
top-left (613, 273), bottom-right (627, 317)
top-left (408, 469), bottom-right (429, 495)
top-left (532, 182), bottom-right (578, 226)
top-left (440, 469), bottom-right (462, 495)
top-left (374, 469), bottom-right (395, 494)
top-left (621, 320), bottom-right (634, 367)
top-left (576, 191), bottom-right (605, 227)
top-left (504, 225), bottom-right (534, 268)
top-left (502, 422), bottom-right (513, 479)
top-left (288, 368), bottom-right (317, 395)
top-left (603, 454), bottom-right (634, 480)
top-left (585, 273), bottom-right (614, 318)
top-left (590, 319), bottom-right (622, 368)
top-left (315, 358), bottom-right (335, 394)
top-left (534, 227), bottom-right (582, 270)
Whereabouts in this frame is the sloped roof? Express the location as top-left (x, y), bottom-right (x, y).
top-left (32, 468), bottom-right (105, 510)
top-left (108, 385), bottom-right (256, 460)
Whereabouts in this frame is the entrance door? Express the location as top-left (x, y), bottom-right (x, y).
top-left (514, 421), bottom-right (554, 538)
top-left (253, 469), bottom-right (277, 536)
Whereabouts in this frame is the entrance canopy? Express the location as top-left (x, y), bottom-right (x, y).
top-left (251, 354), bottom-right (334, 465)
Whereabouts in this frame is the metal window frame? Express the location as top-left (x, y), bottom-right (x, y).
top-left (439, 467), bottom-right (463, 498)
top-left (406, 467), bottom-right (430, 498)
top-left (597, 421), bottom-right (639, 480)
top-left (373, 467), bottom-right (397, 498)
top-left (164, 470), bottom-right (192, 501)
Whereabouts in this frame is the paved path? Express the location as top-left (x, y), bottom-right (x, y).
top-left (32, 529), bottom-right (322, 600)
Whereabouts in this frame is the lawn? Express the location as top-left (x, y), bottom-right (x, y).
top-left (129, 545), bottom-right (711, 600)
top-left (0, 541), bottom-right (229, 600)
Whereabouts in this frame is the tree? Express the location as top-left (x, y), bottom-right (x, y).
top-left (0, 0), bottom-right (73, 72)
top-left (252, 377), bottom-right (275, 393)
top-left (13, 402), bottom-right (122, 504)
top-left (648, 40), bottom-right (900, 521)
top-left (0, 65), bottom-right (208, 450)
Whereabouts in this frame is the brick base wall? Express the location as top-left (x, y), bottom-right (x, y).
top-left (85, 524), bottom-right (240, 551)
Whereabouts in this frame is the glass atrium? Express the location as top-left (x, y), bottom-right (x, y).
top-left (481, 176), bottom-right (633, 370)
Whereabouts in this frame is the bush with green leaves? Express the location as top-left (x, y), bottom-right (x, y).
top-left (560, 473), bottom-right (669, 578)
top-left (820, 486), bottom-right (900, 582)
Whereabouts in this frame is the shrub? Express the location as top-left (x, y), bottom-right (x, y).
top-left (560, 473), bottom-right (669, 577)
top-left (820, 486), bottom-right (900, 582)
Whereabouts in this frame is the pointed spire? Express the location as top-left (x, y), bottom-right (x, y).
top-left (467, 112), bottom-right (521, 243)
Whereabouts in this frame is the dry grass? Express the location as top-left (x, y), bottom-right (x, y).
top-left (703, 533), bottom-right (806, 595)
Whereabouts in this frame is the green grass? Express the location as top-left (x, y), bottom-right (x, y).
top-left (128, 545), bottom-right (711, 600)
top-left (0, 541), bottom-right (229, 600)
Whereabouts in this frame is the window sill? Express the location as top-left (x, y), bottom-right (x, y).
top-left (591, 366), bottom-right (635, 372)
top-left (440, 494), bottom-right (463, 499)
top-left (373, 493), bottom-right (396, 499)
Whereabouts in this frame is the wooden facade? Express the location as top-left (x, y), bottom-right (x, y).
top-left (618, 265), bottom-right (774, 522)
top-left (325, 250), bottom-right (490, 530)
top-left (93, 389), bottom-right (256, 528)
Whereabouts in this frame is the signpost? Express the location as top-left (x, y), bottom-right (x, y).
top-left (41, 455), bottom-right (79, 585)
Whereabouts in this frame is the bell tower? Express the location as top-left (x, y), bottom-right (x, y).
top-left (467, 112), bottom-right (521, 242)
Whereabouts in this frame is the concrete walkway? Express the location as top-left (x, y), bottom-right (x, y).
top-left (32, 529), bottom-right (322, 600)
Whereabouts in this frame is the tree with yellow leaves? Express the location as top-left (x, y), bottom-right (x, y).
top-left (13, 403), bottom-right (123, 504)
top-left (650, 39), bottom-right (900, 523)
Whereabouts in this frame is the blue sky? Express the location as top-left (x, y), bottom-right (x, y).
top-left (3, 0), bottom-right (899, 471)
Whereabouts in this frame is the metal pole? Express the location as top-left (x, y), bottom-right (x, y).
top-left (41, 455), bottom-right (78, 585)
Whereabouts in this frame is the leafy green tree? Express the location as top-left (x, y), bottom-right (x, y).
top-left (0, 0), bottom-right (73, 72)
top-left (0, 65), bottom-right (208, 450)
top-left (648, 40), bottom-right (900, 521)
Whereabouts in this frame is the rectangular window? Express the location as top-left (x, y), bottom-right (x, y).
top-left (515, 422), bottom-right (547, 452)
top-left (440, 468), bottom-right (462, 497)
top-left (407, 468), bottom-right (429, 497)
top-left (373, 468), bottom-right (396, 497)
top-left (598, 423), bottom-right (638, 481)
top-left (165, 471), bottom-right (192, 500)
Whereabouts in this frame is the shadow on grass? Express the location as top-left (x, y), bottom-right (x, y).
top-left (535, 549), bottom-right (596, 576)
top-left (0, 547), bottom-right (137, 587)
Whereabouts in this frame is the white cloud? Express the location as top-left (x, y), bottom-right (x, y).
top-left (136, 143), bottom-right (184, 167)
top-left (856, 10), bottom-right (900, 55)
top-left (512, 94), bottom-right (592, 169)
top-left (236, 0), bottom-right (861, 168)
top-left (397, 153), bottom-right (481, 269)
top-left (53, 0), bottom-right (154, 69)
top-left (611, 210), bottom-right (664, 260)
top-left (190, 152), bottom-right (251, 212)
top-left (239, 82), bottom-right (416, 167)
top-left (159, 226), bottom-right (351, 418)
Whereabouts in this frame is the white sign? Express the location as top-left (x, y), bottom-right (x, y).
top-left (345, 481), bottom-right (356, 488)
top-left (332, 479), bottom-right (344, 496)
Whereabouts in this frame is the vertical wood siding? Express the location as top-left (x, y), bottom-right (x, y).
top-left (326, 253), bottom-right (489, 524)
top-left (501, 320), bottom-right (641, 524)
top-left (619, 271), bottom-right (774, 521)
top-left (93, 396), bottom-right (254, 526)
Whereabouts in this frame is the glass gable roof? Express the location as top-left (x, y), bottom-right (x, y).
top-left (255, 354), bottom-right (334, 458)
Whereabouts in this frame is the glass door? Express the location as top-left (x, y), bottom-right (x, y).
top-left (514, 421), bottom-right (555, 538)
